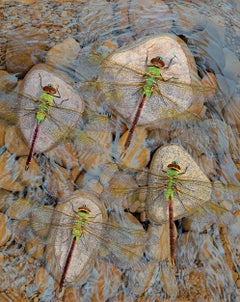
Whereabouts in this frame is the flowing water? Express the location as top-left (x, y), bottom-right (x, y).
top-left (0, 1), bottom-right (239, 301)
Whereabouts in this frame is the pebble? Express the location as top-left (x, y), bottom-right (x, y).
top-left (0, 213), bottom-right (11, 247)
top-left (45, 37), bottom-right (80, 70)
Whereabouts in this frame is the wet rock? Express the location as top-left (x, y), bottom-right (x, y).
top-left (0, 151), bottom-right (40, 191)
top-left (100, 170), bottom-right (138, 210)
top-left (46, 142), bottom-right (79, 170)
top-left (129, 0), bottom-right (173, 37)
top-left (45, 37), bottom-right (80, 70)
top-left (34, 267), bottom-right (54, 295)
top-left (99, 212), bottom-right (146, 269)
top-left (0, 213), bottom-right (11, 246)
top-left (5, 27), bottom-right (48, 75)
top-left (74, 114), bottom-right (112, 173)
top-left (43, 163), bottom-right (74, 199)
top-left (118, 127), bottom-right (151, 169)
top-left (5, 125), bottom-right (29, 156)
top-left (128, 261), bottom-right (158, 296)
top-left (79, 260), bottom-right (121, 301)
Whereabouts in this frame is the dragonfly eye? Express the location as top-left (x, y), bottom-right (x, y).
top-left (156, 56), bottom-right (163, 61)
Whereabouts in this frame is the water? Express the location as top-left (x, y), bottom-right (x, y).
top-left (0, 0), bottom-right (240, 301)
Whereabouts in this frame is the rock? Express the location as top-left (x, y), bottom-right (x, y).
top-left (99, 212), bottom-right (147, 269)
top-left (0, 189), bottom-right (12, 213)
top-left (128, 261), bottom-right (158, 296)
top-left (74, 114), bottom-right (112, 173)
top-left (146, 144), bottom-right (211, 224)
top-left (0, 213), bottom-right (11, 247)
top-left (160, 262), bottom-right (178, 298)
top-left (79, 260), bottom-right (121, 301)
top-left (144, 224), bottom-right (172, 262)
top-left (18, 64), bottom-right (84, 154)
top-left (0, 150), bottom-right (40, 191)
top-left (34, 267), bottom-right (54, 295)
top-left (100, 170), bottom-right (138, 210)
top-left (129, 0), bottom-right (173, 37)
top-left (43, 163), bottom-right (74, 199)
top-left (99, 34), bottom-right (208, 129)
top-left (5, 125), bottom-right (29, 156)
top-left (5, 27), bottom-right (48, 75)
top-left (118, 127), bottom-right (151, 169)
top-left (46, 142), bottom-right (79, 170)
top-left (0, 121), bottom-right (8, 147)
top-left (223, 98), bottom-right (240, 135)
top-left (46, 190), bottom-right (107, 290)
top-left (45, 38), bottom-right (80, 70)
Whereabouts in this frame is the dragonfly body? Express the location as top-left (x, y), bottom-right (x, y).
top-left (59, 206), bottom-right (91, 291)
top-left (121, 56), bottom-right (165, 156)
top-left (163, 161), bottom-right (183, 265)
top-left (25, 82), bottom-right (60, 170)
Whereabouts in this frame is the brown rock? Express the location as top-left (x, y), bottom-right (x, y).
top-left (0, 150), bottom-right (40, 191)
top-left (0, 120), bottom-right (8, 147)
top-left (5, 125), bottom-right (29, 156)
top-left (118, 127), bottom-right (150, 169)
top-left (43, 163), bottom-right (74, 199)
top-left (46, 142), bottom-right (79, 170)
top-left (45, 38), bottom-right (80, 69)
top-left (0, 213), bottom-right (11, 247)
top-left (5, 27), bottom-right (48, 75)
top-left (129, 0), bottom-right (172, 37)
top-left (34, 267), bottom-right (54, 294)
top-left (81, 260), bottom-right (121, 301)
top-left (100, 170), bottom-right (138, 210)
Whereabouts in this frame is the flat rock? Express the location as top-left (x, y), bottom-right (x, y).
top-left (46, 190), bottom-right (107, 289)
top-left (147, 144), bottom-right (211, 224)
top-left (99, 34), bottom-right (206, 129)
top-left (18, 64), bottom-right (84, 153)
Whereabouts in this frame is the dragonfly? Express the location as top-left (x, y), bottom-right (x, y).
top-left (0, 73), bottom-right (103, 170)
top-left (24, 75), bottom-right (67, 170)
top-left (9, 200), bottom-right (154, 291)
top-left (107, 161), bottom-right (239, 266)
top-left (80, 54), bottom-right (217, 158)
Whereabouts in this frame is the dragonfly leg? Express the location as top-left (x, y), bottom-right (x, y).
top-left (164, 55), bottom-right (177, 70)
top-left (178, 166), bottom-right (188, 175)
top-left (38, 73), bottom-right (44, 89)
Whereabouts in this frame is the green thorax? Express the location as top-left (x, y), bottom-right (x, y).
top-left (164, 168), bottom-right (179, 201)
top-left (142, 66), bottom-right (162, 99)
top-left (36, 92), bottom-right (54, 124)
top-left (72, 209), bottom-right (90, 241)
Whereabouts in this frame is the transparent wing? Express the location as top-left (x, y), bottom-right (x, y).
top-left (107, 168), bottom-right (240, 223)
top-left (80, 57), bottom-right (217, 125)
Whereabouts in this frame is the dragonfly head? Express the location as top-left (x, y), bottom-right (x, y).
top-left (167, 161), bottom-right (181, 173)
top-left (150, 56), bottom-right (165, 68)
top-left (43, 84), bottom-right (57, 95)
top-left (77, 205), bottom-right (91, 215)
